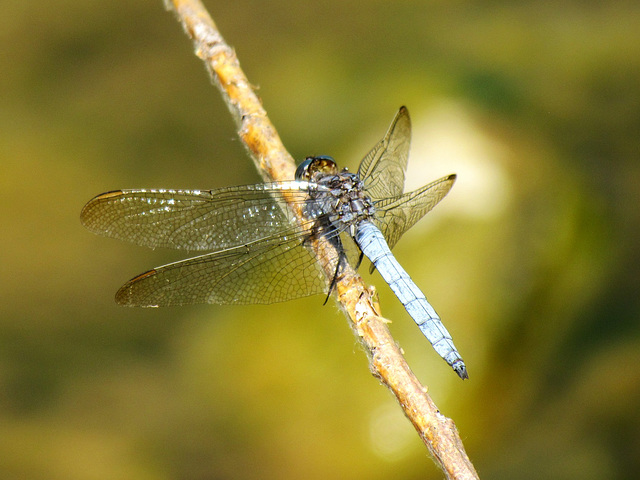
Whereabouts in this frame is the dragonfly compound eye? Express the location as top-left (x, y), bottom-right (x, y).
top-left (295, 156), bottom-right (337, 180)
top-left (294, 158), bottom-right (313, 180)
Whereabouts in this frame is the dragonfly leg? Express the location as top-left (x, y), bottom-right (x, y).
top-left (323, 249), bottom-right (347, 305)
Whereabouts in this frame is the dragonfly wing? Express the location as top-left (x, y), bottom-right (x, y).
top-left (357, 106), bottom-right (411, 201)
top-left (372, 174), bottom-right (456, 252)
top-left (116, 230), bottom-right (330, 306)
top-left (80, 183), bottom-right (310, 251)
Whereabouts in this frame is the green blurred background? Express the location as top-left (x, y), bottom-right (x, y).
top-left (2, 0), bottom-right (639, 478)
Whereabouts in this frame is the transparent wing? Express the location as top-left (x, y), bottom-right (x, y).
top-left (115, 230), bottom-right (330, 307)
top-left (82, 183), bottom-right (341, 306)
top-left (80, 183), bottom-right (310, 251)
top-left (357, 106), bottom-right (411, 201)
top-left (372, 174), bottom-right (456, 252)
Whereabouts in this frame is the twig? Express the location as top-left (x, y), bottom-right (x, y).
top-left (165, 1), bottom-right (478, 478)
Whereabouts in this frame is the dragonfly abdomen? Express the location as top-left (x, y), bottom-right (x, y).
top-left (355, 221), bottom-right (468, 379)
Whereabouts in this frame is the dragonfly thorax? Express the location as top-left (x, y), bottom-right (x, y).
top-left (298, 156), bottom-right (376, 236)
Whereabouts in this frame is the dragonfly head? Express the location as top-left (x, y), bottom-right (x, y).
top-left (295, 156), bottom-right (338, 181)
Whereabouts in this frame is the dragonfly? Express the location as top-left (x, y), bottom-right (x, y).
top-left (81, 107), bottom-right (468, 379)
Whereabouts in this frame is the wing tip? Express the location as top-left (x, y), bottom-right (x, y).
top-left (115, 269), bottom-right (158, 307)
top-left (80, 190), bottom-right (126, 227)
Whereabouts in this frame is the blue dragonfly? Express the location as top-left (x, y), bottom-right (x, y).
top-left (81, 107), bottom-right (467, 379)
